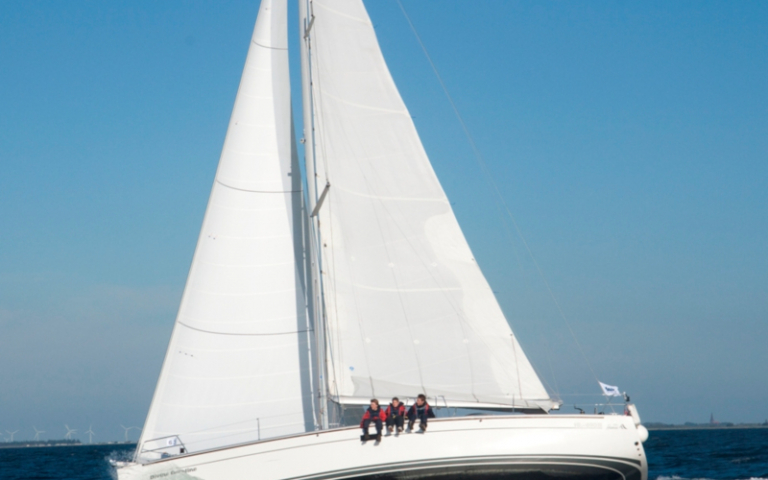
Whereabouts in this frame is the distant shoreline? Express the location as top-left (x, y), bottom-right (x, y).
top-left (3, 424), bottom-right (765, 448)
top-left (0, 441), bottom-right (135, 450)
top-left (647, 425), bottom-right (768, 431)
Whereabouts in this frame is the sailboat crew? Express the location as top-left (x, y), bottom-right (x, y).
top-left (407, 394), bottom-right (435, 433)
top-left (384, 397), bottom-right (406, 434)
top-left (360, 399), bottom-right (386, 441)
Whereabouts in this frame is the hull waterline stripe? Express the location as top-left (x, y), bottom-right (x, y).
top-left (138, 454), bottom-right (642, 480)
top-left (280, 456), bottom-right (641, 480)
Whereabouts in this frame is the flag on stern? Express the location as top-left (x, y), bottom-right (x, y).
top-left (599, 382), bottom-right (622, 397)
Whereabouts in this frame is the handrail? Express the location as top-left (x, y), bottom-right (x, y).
top-left (572, 401), bottom-right (627, 415)
top-left (139, 435), bottom-right (187, 456)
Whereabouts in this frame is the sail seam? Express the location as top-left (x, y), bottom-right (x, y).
top-left (312, 2), bottom-right (370, 25)
top-left (318, 88), bottom-right (409, 115)
top-left (171, 371), bottom-right (306, 381)
top-left (198, 233), bottom-right (292, 240)
top-left (352, 284), bottom-right (461, 293)
top-left (178, 321), bottom-right (312, 337)
top-left (251, 40), bottom-right (288, 51)
top-left (216, 179), bottom-right (301, 194)
top-left (195, 260), bottom-right (294, 268)
top-left (188, 288), bottom-right (293, 296)
top-left (180, 314), bottom-right (301, 324)
top-left (161, 397), bottom-right (308, 408)
top-left (332, 183), bottom-right (448, 203)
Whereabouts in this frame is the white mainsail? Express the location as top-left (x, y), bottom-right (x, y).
top-left (302, 0), bottom-right (553, 411)
top-left (136, 0), bottom-right (314, 457)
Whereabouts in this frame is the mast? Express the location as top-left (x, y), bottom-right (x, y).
top-left (299, 0), bottom-right (330, 430)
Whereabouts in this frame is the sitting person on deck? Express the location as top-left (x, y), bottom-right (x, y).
top-left (360, 399), bottom-right (386, 441)
top-left (385, 397), bottom-right (406, 434)
top-left (407, 394), bottom-right (435, 433)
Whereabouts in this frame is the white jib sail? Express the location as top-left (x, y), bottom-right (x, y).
top-left (304, 0), bottom-right (554, 411)
top-left (137, 0), bottom-right (314, 458)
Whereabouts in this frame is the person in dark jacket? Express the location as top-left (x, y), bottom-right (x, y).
top-left (407, 394), bottom-right (435, 433)
top-left (360, 399), bottom-right (386, 441)
top-left (384, 397), bottom-right (406, 434)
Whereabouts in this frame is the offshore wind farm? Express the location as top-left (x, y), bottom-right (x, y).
top-left (0, 424), bottom-right (141, 449)
top-left (4, 414), bottom-right (765, 451)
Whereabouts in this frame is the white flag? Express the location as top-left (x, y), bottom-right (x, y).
top-left (599, 381), bottom-right (622, 397)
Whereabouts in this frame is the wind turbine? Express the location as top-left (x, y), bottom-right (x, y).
top-left (120, 425), bottom-right (140, 441)
top-left (6, 430), bottom-right (19, 442)
top-left (85, 425), bottom-right (95, 444)
top-left (32, 426), bottom-right (45, 441)
top-left (64, 425), bottom-right (77, 440)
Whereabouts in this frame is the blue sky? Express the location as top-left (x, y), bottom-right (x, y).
top-left (1, 0), bottom-right (766, 441)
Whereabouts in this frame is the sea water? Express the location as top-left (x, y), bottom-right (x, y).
top-left (647, 428), bottom-right (768, 479)
top-left (0, 428), bottom-right (766, 480)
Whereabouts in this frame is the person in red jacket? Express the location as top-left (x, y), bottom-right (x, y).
top-left (360, 399), bottom-right (386, 441)
top-left (407, 394), bottom-right (435, 433)
top-left (385, 397), bottom-right (406, 435)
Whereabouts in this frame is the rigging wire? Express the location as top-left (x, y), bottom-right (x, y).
top-left (502, 209), bottom-right (562, 400)
top-left (394, 0), bottom-right (601, 386)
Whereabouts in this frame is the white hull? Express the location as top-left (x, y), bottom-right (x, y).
top-left (116, 415), bottom-right (648, 480)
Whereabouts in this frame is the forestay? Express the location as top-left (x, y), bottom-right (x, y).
top-left (304, 0), bottom-right (554, 411)
top-left (137, 0), bottom-right (314, 458)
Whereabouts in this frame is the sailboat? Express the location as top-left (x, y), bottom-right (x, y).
top-left (116, 1), bottom-right (649, 479)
